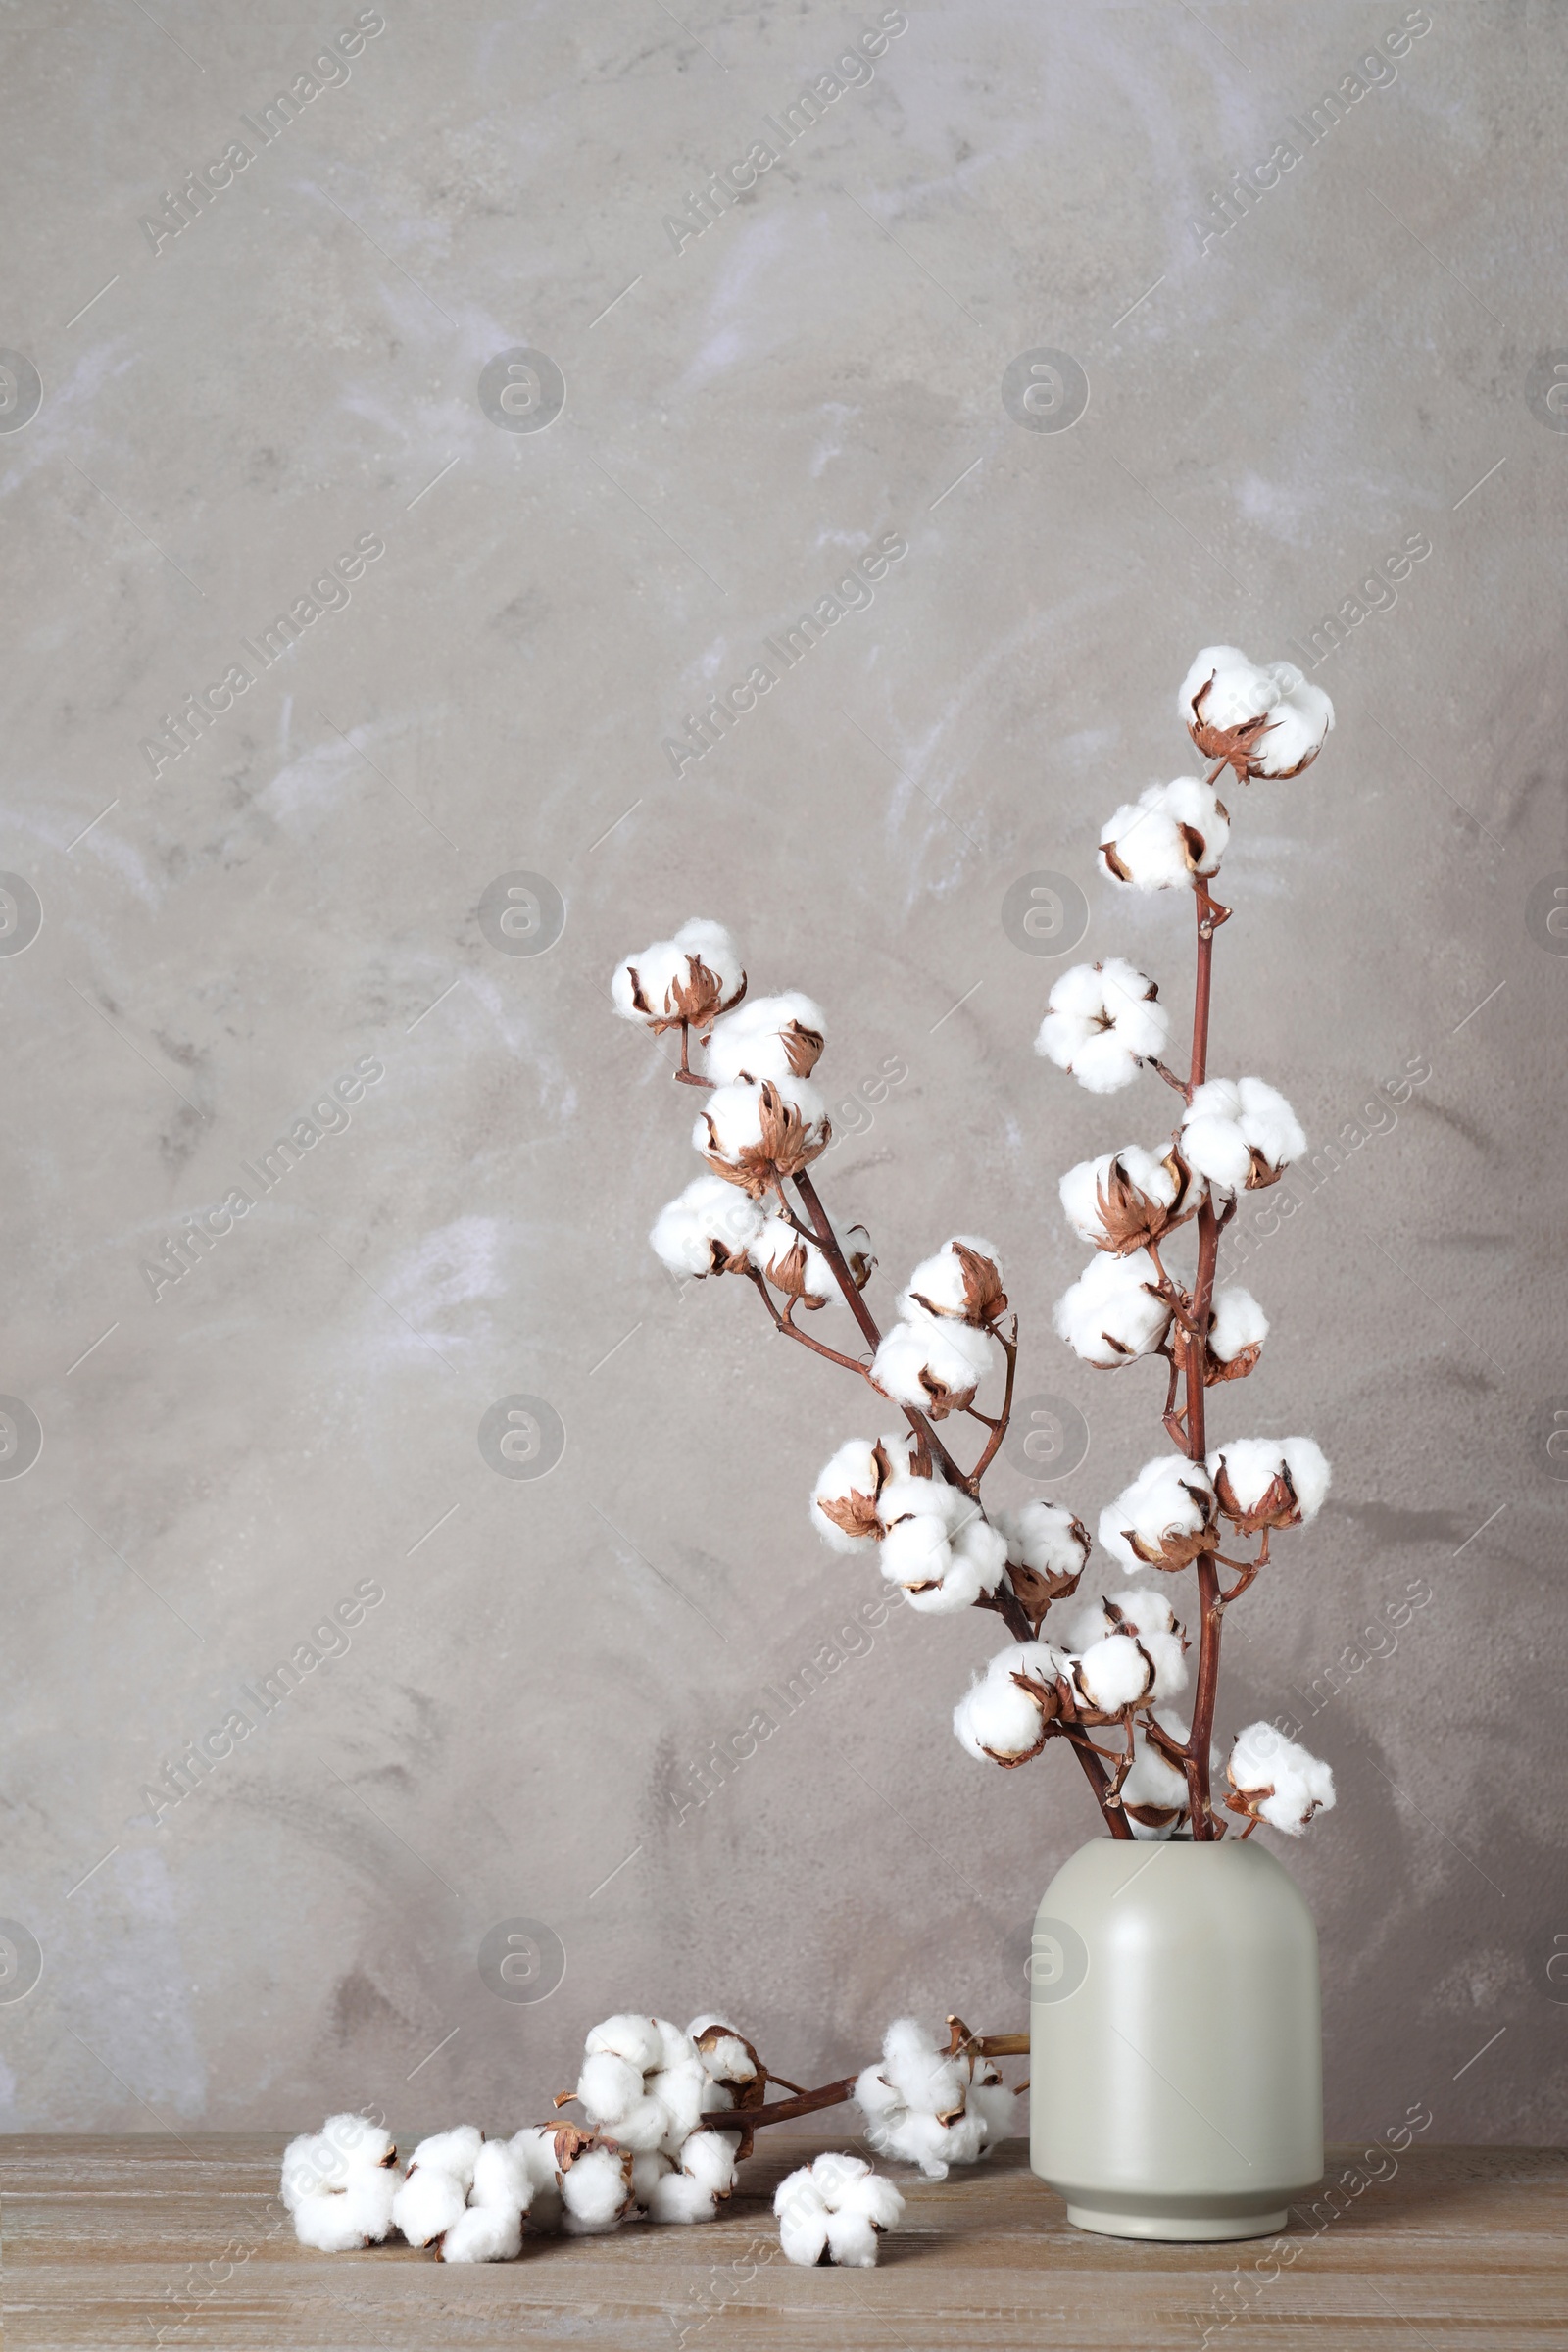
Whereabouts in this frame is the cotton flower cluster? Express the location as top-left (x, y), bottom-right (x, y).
top-left (280, 2113), bottom-right (401, 2252)
top-left (854, 2018), bottom-right (1014, 2180)
top-left (1208, 1436), bottom-right (1331, 1532)
top-left (1035, 959), bottom-right (1168, 1094)
top-left (612, 917), bottom-right (746, 1032)
top-left (1100, 776), bottom-right (1231, 891)
top-left (1054, 1248), bottom-right (1172, 1366)
top-left (868, 1236), bottom-right (1005, 1420)
top-left (774, 2151), bottom-right (906, 2268)
top-left (570, 2012), bottom-right (755, 2223)
top-left (1226, 1721), bottom-right (1337, 1835)
top-left (1099, 1455), bottom-right (1219, 1572)
top-left (1179, 645), bottom-right (1334, 781)
top-left (1182, 1076), bottom-right (1305, 1194)
top-left (810, 1430), bottom-right (1008, 1612)
top-left (953, 1582), bottom-right (1189, 1767)
top-left (1059, 1142), bottom-right (1199, 1253)
top-left (393, 2125), bottom-right (585, 2261)
top-left (991, 1498), bottom-right (1091, 1597)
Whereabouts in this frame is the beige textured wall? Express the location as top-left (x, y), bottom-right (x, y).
top-left (0, 0), bottom-right (1562, 2148)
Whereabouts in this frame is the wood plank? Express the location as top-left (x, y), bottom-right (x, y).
top-left (1, 2138), bottom-right (1562, 2350)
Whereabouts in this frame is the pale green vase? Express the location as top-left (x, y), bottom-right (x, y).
top-left (1029, 1838), bottom-right (1323, 2241)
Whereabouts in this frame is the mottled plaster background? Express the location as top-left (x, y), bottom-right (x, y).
top-left (0, 0), bottom-right (1563, 2148)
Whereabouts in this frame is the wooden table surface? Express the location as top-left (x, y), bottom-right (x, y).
top-left (0, 2134), bottom-right (1561, 2350)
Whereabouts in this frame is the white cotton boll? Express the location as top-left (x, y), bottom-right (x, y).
top-left (560, 2146), bottom-right (631, 2232)
top-left (811, 1434), bottom-right (899, 1552)
top-left (440, 2202), bottom-right (524, 2263)
top-left (1054, 1249), bottom-right (1172, 1367)
top-left (577, 2050), bottom-right (644, 2123)
top-left (631, 2149), bottom-right (672, 2206)
top-left (693, 1074), bottom-right (830, 1193)
top-left (648, 2172), bottom-right (718, 2225)
top-left (1071, 1633), bottom-right (1154, 1712)
top-left (775, 2170), bottom-right (830, 2266)
top-left (1208, 1435), bottom-right (1331, 1529)
top-left (649, 1176), bottom-right (766, 1278)
top-left (705, 991), bottom-right (826, 1083)
top-left (1138, 1628), bottom-right (1190, 1701)
top-left (470, 2140), bottom-right (531, 2214)
top-left (1179, 645), bottom-right (1280, 734)
top-left (1253, 667), bottom-right (1334, 777)
top-left (1058, 1145), bottom-right (1181, 1249)
top-left (393, 2164), bottom-right (470, 2248)
top-left (293, 2174), bottom-right (400, 2254)
top-left (870, 1315), bottom-right (992, 1418)
top-left (280, 2132), bottom-right (331, 2214)
top-left (1282, 1436), bottom-right (1332, 1521)
top-left (406, 2126), bottom-right (482, 2191)
top-left (1209, 1286), bottom-right (1269, 1363)
top-left (1099, 782), bottom-right (1228, 892)
top-left (967, 2075), bottom-right (1017, 2147)
top-left (1183, 1076), bottom-right (1304, 1194)
top-left (1154, 776), bottom-right (1231, 872)
top-left (1228, 1722), bottom-right (1337, 1835)
top-left (650, 2059), bottom-right (709, 2152)
top-left (510, 2127), bottom-right (564, 2197)
top-left (1098, 796), bottom-right (1194, 892)
top-left (1035, 959), bottom-right (1168, 1095)
top-left (881, 2018), bottom-right (965, 2113)
top-left (749, 1211), bottom-right (835, 1304)
top-left (899, 1234), bottom-right (1007, 1328)
top-left (824, 2210), bottom-right (880, 2267)
top-left (612, 935), bottom-right (681, 1023)
top-left (992, 1499), bottom-right (1090, 1584)
top-left (688, 2018), bottom-right (758, 2086)
top-left (953, 1644), bottom-right (1058, 1763)
top-left (1064, 1584), bottom-right (1178, 1648)
top-left (586, 2014), bottom-right (664, 2073)
top-left (1098, 1455), bottom-right (1218, 1571)
top-left (676, 2131), bottom-right (739, 2198)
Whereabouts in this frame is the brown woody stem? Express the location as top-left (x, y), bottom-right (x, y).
top-left (1180, 861), bottom-right (1229, 1839)
top-left (673, 1020), bottom-right (715, 1088)
top-left (700, 2076), bottom-right (858, 2132)
top-left (744, 1268), bottom-right (873, 1380)
top-left (966, 1319), bottom-right (1018, 1484)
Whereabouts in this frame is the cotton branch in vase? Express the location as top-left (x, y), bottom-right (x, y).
top-left (614, 643), bottom-right (1338, 1846)
top-left (1032, 641), bottom-right (1339, 1838)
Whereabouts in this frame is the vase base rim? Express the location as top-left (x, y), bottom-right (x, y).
top-left (1063, 2198), bottom-right (1291, 2243)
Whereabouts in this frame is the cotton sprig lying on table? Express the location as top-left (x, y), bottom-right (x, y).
top-left (612, 917), bottom-right (746, 1031)
top-left (696, 1075), bottom-right (831, 1196)
top-left (1179, 646), bottom-right (1335, 780)
top-left (775, 2152), bottom-right (906, 2268)
top-left (705, 991), bottom-right (826, 1083)
top-left (1206, 1285), bottom-right (1269, 1379)
top-left (1182, 1076), bottom-right (1306, 1195)
top-left (855, 2017), bottom-right (1014, 2179)
top-left (1226, 1721), bottom-right (1337, 1834)
top-left (280, 2114), bottom-right (401, 2252)
top-left (1099, 1455), bottom-right (1219, 1571)
top-left (1035, 958), bottom-right (1168, 1094)
top-left (1059, 1143), bottom-right (1200, 1252)
top-left (1054, 1248), bottom-right (1172, 1365)
top-left (1208, 1436), bottom-right (1331, 1532)
top-left (1100, 776), bottom-right (1231, 891)
top-left (650, 1174), bottom-right (767, 1279)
